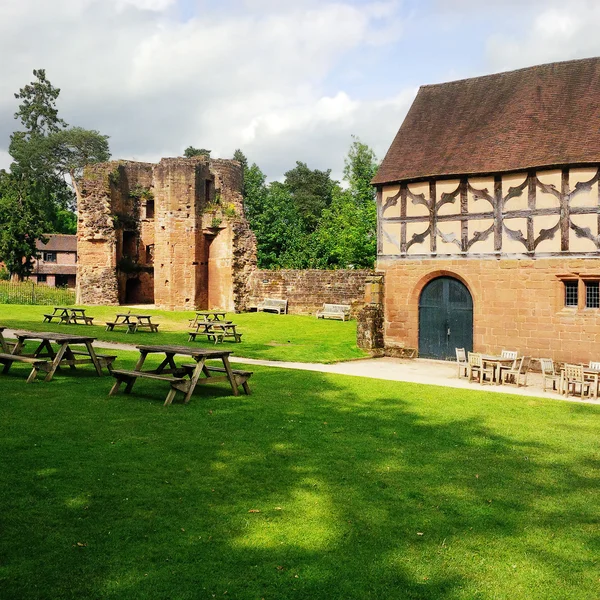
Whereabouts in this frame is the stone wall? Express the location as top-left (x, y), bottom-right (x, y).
top-left (247, 269), bottom-right (374, 316)
top-left (380, 256), bottom-right (600, 364)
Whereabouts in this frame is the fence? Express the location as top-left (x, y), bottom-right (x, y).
top-left (0, 281), bottom-right (76, 306)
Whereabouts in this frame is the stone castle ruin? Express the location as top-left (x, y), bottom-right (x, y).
top-left (77, 157), bottom-right (257, 311)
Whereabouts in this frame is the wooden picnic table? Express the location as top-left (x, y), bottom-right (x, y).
top-left (188, 322), bottom-right (242, 344)
top-left (189, 311), bottom-right (227, 327)
top-left (106, 313), bottom-right (159, 334)
top-left (480, 355), bottom-right (516, 385)
top-left (0, 331), bottom-right (115, 383)
top-left (43, 307), bottom-right (94, 325)
top-left (109, 344), bottom-right (252, 406)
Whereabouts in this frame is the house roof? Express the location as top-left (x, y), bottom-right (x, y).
top-left (372, 57), bottom-right (600, 185)
top-left (36, 264), bottom-right (78, 276)
top-left (36, 234), bottom-right (77, 253)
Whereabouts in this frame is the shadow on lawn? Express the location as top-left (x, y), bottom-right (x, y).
top-left (1, 364), bottom-right (599, 599)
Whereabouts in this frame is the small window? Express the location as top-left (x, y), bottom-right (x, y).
top-left (585, 281), bottom-right (600, 308)
top-left (37, 274), bottom-right (47, 283)
top-left (145, 244), bottom-right (154, 265)
top-left (564, 280), bottom-right (578, 307)
top-left (43, 251), bottom-right (57, 263)
top-left (145, 200), bottom-right (155, 219)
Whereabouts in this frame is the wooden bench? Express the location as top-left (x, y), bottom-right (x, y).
top-left (70, 314), bottom-right (94, 325)
top-left (256, 298), bottom-right (288, 314)
top-left (109, 369), bottom-right (188, 406)
top-left (106, 322), bottom-right (159, 333)
top-left (316, 303), bottom-right (351, 321)
top-left (0, 353), bottom-right (51, 383)
top-left (70, 351), bottom-right (117, 370)
top-left (43, 313), bottom-right (70, 324)
top-left (188, 323), bottom-right (242, 344)
top-left (182, 364), bottom-right (252, 395)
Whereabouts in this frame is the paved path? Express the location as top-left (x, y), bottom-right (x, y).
top-left (5, 329), bottom-right (598, 405)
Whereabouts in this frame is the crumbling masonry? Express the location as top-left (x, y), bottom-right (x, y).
top-left (77, 157), bottom-right (257, 311)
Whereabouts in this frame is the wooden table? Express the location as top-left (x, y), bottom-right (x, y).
top-left (43, 307), bottom-right (94, 325)
top-left (189, 311), bottom-right (227, 327)
top-left (1, 331), bottom-right (115, 382)
top-left (106, 313), bottom-right (159, 333)
top-left (480, 355), bottom-right (516, 385)
top-left (188, 322), bottom-right (241, 343)
top-left (109, 344), bottom-right (252, 405)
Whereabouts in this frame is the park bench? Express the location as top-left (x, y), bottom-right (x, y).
top-left (188, 323), bottom-right (242, 344)
top-left (0, 353), bottom-right (51, 383)
top-left (181, 363), bottom-right (253, 395)
top-left (316, 303), bottom-right (351, 321)
top-left (255, 298), bottom-right (288, 314)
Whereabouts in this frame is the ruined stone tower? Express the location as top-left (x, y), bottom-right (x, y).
top-left (77, 157), bottom-right (257, 311)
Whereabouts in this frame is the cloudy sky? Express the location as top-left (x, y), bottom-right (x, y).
top-left (0, 0), bottom-right (599, 181)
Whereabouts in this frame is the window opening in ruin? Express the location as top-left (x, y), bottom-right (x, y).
top-left (564, 280), bottom-right (578, 307)
top-left (205, 179), bottom-right (211, 203)
top-left (145, 200), bottom-right (155, 219)
top-left (146, 244), bottom-right (154, 265)
top-left (585, 281), bottom-right (599, 308)
top-left (43, 251), bottom-right (57, 263)
top-left (123, 231), bottom-right (137, 258)
top-left (37, 274), bottom-right (47, 283)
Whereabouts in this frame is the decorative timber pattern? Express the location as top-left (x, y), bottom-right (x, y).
top-left (378, 167), bottom-right (600, 257)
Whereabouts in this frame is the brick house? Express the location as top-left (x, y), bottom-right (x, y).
top-left (31, 234), bottom-right (77, 288)
top-left (372, 57), bottom-right (600, 363)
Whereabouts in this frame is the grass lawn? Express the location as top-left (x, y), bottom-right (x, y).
top-left (0, 304), bottom-right (367, 363)
top-left (0, 351), bottom-right (598, 599)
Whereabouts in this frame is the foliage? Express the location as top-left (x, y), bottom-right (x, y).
top-left (0, 349), bottom-right (598, 599)
top-left (128, 184), bottom-right (154, 200)
top-left (184, 146), bottom-right (211, 158)
top-left (0, 267), bottom-right (9, 281)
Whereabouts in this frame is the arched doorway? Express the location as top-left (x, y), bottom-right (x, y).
top-left (125, 278), bottom-right (143, 304)
top-left (419, 277), bottom-right (473, 360)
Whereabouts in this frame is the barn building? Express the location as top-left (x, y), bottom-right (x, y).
top-left (372, 57), bottom-right (600, 363)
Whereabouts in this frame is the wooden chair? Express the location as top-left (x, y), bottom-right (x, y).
top-left (539, 358), bottom-right (561, 392)
top-left (563, 364), bottom-right (591, 398)
top-left (501, 356), bottom-right (531, 387)
top-left (468, 352), bottom-right (494, 384)
top-left (500, 350), bottom-right (518, 360)
top-left (589, 361), bottom-right (600, 370)
top-left (455, 348), bottom-right (468, 378)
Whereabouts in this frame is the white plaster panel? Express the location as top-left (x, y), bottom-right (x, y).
top-left (467, 177), bottom-right (495, 214)
top-left (436, 179), bottom-right (461, 216)
top-left (406, 222), bottom-right (430, 255)
top-left (533, 214), bottom-right (561, 253)
top-left (468, 218), bottom-right (495, 253)
top-left (502, 218), bottom-right (528, 254)
top-left (381, 184), bottom-right (401, 218)
top-left (436, 220), bottom-right (462, 255)
top-left (536, 169), bottom-right (561, 210)
top-left (381, 223), bottom-right (402, 255)
top-left (570, 214), bottom-right (598, 253)
top-left (570, 167), bottom-right (599, 208)
top-left (406, 182), bottom-right (430, 218)
top-left (502, 172), bottom-right (528, 211)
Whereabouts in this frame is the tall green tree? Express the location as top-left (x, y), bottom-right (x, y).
top-left (184, 146), bottom-right (211, 158)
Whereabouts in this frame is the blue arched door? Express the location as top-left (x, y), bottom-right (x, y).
top-left (419, 277), bottom-right (473, 360)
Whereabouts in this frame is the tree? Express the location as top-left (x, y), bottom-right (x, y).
top-left (344, 135), bottom-right (378, 208)
top-left (184, 146), bottom-right (211, 158)
top-left (284, 162), bottom-right (335, 232)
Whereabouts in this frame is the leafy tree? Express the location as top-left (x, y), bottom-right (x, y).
top-left (284, 162), bottom-right (335, 232)
top-left (344, 135), bottom-right (379, 208)
top-left (184, 146), bottom-right (211, 158)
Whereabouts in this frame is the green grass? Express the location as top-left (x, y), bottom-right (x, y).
top-left (0, 304), bottom-right (367, 363)
top-left (0, 352), bottom-right (598, 599)
top-left (0, 281), bottom-right (75, 305)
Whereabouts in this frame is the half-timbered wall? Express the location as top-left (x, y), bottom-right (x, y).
top-left (379, 167), bottom-right (600, 258)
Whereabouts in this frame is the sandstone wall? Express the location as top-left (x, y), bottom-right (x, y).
top-left (380, 256), bottom-right (600, 364)
top-left (247, 269), bottom-right (374, 316)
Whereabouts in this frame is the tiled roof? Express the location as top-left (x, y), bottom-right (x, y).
top-left (373, 57), bottom-right (600, 185)
top-left (35, 264), bottom-right (78, 275)
top-left (36, 234), bottom-right (77, 253)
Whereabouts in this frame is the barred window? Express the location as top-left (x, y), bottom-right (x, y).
top-left (564, 280), bottom-right (578, 307)
top-left (585, 281), bottom-right (600, 308)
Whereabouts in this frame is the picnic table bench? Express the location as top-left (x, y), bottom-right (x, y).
top-left (188, 311), bottom-right (228, 327)
top-left (0, 326), bottom-right (15, 353)
top-left (0, 331), bottom-right (115, 383)
top-left (316, 303), bottom-right (351, 321)
top-left (254, 298), bottom-right (288, 314)
top-left (106, 313), bottom-right (159, 333)
top-left (43, 307), bottom-right (94, 325)
top-left (109, 344), bottom-right (251, 406)
top-left (188, 322), bottom-right (242, 344)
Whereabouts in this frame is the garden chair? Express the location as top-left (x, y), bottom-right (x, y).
top-left (500, 356), bottom-right (531, 387)
top-left (455, 348), bottom-right (468, 378)
top-left (539, 358), bottom-right (561, 392)
top-left (563, 364), bottom-right (591, 398)
top-left (500, 350), bottom-right (518, 360)
top-left (468, 352), bottom-right (494, 384)
top-left (589, 361), bottom-right (600, 370)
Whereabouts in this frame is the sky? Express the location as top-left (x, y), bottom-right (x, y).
top-left (0, 0), bottom-right (599, 182)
